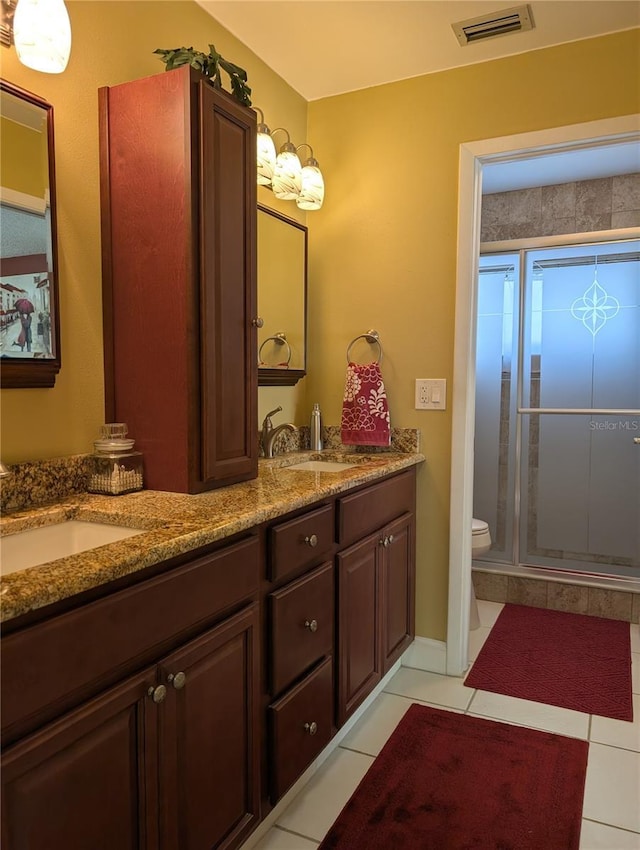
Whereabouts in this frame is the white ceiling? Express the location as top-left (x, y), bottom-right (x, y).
top-left (199, 0), bottom-right (640, 101)
top-left (200, 0), bottom-right (640, 191)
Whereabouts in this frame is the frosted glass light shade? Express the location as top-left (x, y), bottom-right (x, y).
top-left (257, 131), bottom-right (276, 186)
top-left (13, 0), bottom-right (72, 74)
top-left (297, 164), bottom-right (325, 210)
top-left (272, 150), bottom-right (302, 200)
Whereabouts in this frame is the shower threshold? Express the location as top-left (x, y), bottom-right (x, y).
top-left (473, 559), bottom-right (640, 594)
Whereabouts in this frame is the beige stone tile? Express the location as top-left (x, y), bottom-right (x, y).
top-left (587, 588), bottom-right (633, 622)
top-left (506, 576), bottom-right (548, 608)
top-left (508, 187), bottom-right (542, 223)
top-left (547, 582), bottom-right (589, 614)
top-left (575, 212), bottom-right (612, 232)
top-left (539, 216), bottom-right (577, 237)
top-left (471, 570), bottom-right (508, 603)
top-left (612, 209), bottom-right (640, 229)
top-left (481, 192), bottom-right (510, 226)
top-left (541, 182), bottom-right (576, 218)
top-left (612, 173), bottom-right (640, 212)
top-left (575, 177), bottom-right (612, 216)
top-left (631, 593), bottom-right (640, 625)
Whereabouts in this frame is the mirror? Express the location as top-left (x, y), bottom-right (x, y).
top-left (257, 204), bottom-right (307, 387)
top-left (0, 80), bottom-right (61, 388)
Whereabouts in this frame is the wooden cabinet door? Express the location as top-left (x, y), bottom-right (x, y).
top-left (199, 80), bottom-right (257, 489)
top-left (1, 667), bottom-right (158, 850)
top-left (158, 604), bottom-right (260, 850)
top-left (337, 535), bottom-right (381, 726)
top-left (380, 513), bottom-right (415, 674)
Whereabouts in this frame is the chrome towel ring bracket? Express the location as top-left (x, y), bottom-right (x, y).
top-left (346, 329), bottom-right (383, 364)
top-left (259, 332), bottom-right (292, 368)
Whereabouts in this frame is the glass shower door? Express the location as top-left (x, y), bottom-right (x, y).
top-left (518, 239), bottom-right (640, 577)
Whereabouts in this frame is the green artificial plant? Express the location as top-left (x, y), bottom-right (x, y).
top-left (154, 45), bottom-right (252, 107)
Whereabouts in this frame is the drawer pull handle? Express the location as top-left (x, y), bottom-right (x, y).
top-left (304, 721), bottom-right (318, 736)
top-left (380, 534), bottom-right (395, 548)
top-left (304, 534), bottom-right (318, 547)
top-left (168, 671), bottom-right (186, 690)
top-left (304, 619), bottom-right (318, 633)
top-left (388, 534), bottom-right (394, 545)
top-left (148, 684), bottom-right (167, 704)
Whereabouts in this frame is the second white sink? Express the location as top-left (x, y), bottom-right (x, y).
top-left (0, 520), bottom-right (144, 575)
top-left (287, 460), bottom-right (357, 472)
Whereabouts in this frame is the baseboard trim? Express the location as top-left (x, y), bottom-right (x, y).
top-left (401, 635), bottom-right (448, 674)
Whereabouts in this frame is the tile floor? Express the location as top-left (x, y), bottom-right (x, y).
top-left (250, 600), bottom-right (640, 850)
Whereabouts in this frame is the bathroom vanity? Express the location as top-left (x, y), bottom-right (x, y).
top-left (0, 453), bottom-right (422, 850)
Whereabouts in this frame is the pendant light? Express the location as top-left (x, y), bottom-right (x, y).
top-left (296, 144), bottom-right (325, 210)
top-left (271, 129), bottom-right (302, 200)
top-left (13, 0), bottom-right (71, 74)
top-left (255, 108), bottom-right (276, 187)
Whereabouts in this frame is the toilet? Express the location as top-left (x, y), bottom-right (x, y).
top-left (470, 518), bottom-right (491, 630)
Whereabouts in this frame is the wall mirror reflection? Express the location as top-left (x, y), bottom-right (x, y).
top-left (0, 80), bottom-right (61, 388)
top-left (257, 204), bottom-right (307, 387)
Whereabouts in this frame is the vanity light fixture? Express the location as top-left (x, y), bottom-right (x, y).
top-left (254, 108), bottom-right (324, 210)
top-left (255, 107), bottom-right (276, 186)
top-left (1, 0), bottom-right (71, 73)
top-left (271, 128), bottom-right (302, 200)
top-left (296, 144), bottom-right (324, 211)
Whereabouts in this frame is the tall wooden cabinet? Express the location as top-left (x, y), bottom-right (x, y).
top-left (99, 66), bottom-right (258, 494)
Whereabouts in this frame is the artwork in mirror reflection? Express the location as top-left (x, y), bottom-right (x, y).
top-left (0, 82), bottom-right (59, 381)
top-left (257, 204), bottom-right (307, 384)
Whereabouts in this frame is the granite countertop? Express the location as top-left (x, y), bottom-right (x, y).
top-left (0, 450), bottom-right (424, 623)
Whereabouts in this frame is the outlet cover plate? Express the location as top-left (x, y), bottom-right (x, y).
top-left (415, 378), bottom-right (446, 410)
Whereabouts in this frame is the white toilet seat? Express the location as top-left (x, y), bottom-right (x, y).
top-left (471, 518), bottom-right (491, 557)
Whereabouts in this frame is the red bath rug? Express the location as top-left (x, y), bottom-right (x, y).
top-left (318, 703), bottom-right (588, 850)
top-left (465, 603), bottom-right (633, 720)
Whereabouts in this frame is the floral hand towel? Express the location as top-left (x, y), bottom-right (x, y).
top-left (341, 362), bottom-right (391, 446)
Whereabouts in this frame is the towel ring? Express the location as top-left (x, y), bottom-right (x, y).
top-left (259, 332), bottom-right (291, 368)
top-left (346, 329), bottom-right (383, 365)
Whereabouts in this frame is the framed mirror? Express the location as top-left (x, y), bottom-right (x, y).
top-left (0, 80), bottom-right (61, 388)
top-left (257, 204), bottom-right (307, 387)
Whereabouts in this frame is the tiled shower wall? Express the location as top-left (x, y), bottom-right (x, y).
top-left (481, 173), bottom-right (640, 243)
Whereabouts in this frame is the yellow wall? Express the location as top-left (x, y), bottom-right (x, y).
top-left (1, 9), bottom-right (638, 643)
top-left (0, 0), bottom-right (307, 460)
top-left (306, 30), bottom-right (640, 640)
top-left (0, 115), bottom-right (48, 199)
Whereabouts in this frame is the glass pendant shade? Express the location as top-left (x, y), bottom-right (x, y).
top-left (257, 130), bottom-right (276, 186)
top-left (272, 145), bottom-right (302, 200)
top-left (297, 161), bottom-right (325, 210)
top-left (13, 0), bottom-right (72, 74)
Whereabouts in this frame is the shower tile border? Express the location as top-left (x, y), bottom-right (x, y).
top-left (473, 567), bottom-right (639, 624)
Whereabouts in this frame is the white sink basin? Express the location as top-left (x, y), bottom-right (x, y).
top-left (0, 520), bottom-right (144, 576)
top-left (287, 460), bottom-right (357, 472)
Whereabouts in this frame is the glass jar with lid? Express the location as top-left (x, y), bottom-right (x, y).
top-left (88, 423), bottom-right (144, 495)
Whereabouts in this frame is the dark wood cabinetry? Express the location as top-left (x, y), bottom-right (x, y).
top-left (1, 467), bottom-right (418, 847)
top-left (1, 540), bottom-right (260, 850)
top-left (99, 66), bottom-right (257, 494)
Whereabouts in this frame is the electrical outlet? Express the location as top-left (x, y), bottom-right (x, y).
top-left (415, 378), bottom-right (446, 410)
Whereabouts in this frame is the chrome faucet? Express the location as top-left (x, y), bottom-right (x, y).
top-left (261, 406), bottom-right (297, 458)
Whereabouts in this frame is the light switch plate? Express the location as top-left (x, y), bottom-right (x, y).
top-left (415, 378), bottom-right (447, 410)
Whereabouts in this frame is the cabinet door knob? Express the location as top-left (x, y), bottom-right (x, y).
top-left (380, 536), bottom-right (391, 547)
top-left (148, 684), bottom-right (167, 704)
top-left (168, 671), bottom-right (186, 690)
top-left (304, 534), bottom-right (318, 547)
top-left (304, 721), bottom-right (318, 736)
top-left (252, 317), bottom-right (264, 328)
top-left (304, 619), bottom-right (318, 633)
top-left (387, 534), bottom-right (394, 545)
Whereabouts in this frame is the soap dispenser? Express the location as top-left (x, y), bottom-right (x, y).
top-left (88, 423), bottom-right (144, 495)
top-left (310, 403), bottom-right (323, 451)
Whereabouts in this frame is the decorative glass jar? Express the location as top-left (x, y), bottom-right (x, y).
top-left (88, 423), bottom-right (144, 495)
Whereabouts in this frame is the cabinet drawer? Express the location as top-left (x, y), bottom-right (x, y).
top-left (270, 561), bottom-right (334, 696)
top-left (269, 503), bottom-right (334, 582)
top-left (1, 535), bottom-right (260, 744)
top-left (337, 469), bottom-right (415, 547)
top-left (269, 656), bottom-right (333, 802)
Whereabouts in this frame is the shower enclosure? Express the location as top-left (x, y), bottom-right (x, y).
top-left (473, 237), bottom-right (640, 580)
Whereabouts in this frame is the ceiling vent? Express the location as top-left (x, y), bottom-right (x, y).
top-left (452, 4), bottom-right (534, 46)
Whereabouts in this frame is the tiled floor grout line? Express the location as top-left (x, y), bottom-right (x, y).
top-left (272, 824), bottom-right (320, 845)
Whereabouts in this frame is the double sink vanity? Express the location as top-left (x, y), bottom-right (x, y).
top-left (0, 448), bottom-right (423, 850)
